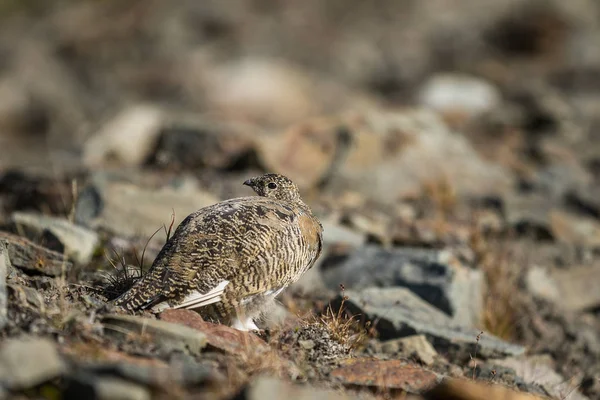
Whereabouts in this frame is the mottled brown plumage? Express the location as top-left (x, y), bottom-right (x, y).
top-left (113, 173), bottom-right (323, 330)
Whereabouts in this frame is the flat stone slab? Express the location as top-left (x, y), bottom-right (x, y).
top-left (335, 287), bottom-right (525, 360)
top-left (0, 231), bottom-right (72, 276)
top-left (11, 212), bottom-right (99, 265)
top-left (0, 337), bottom-right (67, 390)
top-left (331, 359), bottom-right (439, 393)
top-left (102, 314), bottom-right (207, 357)
top-left (322, 245), bottom-right (483, 327)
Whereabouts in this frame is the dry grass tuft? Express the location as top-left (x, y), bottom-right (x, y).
top-left (470, 220), bottom-right (519, 340)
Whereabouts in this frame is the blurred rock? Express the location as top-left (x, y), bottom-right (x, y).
top-left (76, 173), bottom-right (219, 247)
top-left (92, 377), bottom-right (151, 400)
top-left (321, 246), bottom-right (483, 327)
top-left (0, 231), bottom-right (72, 276)
top-left (550, 210), bottom-right (600, 248)
top-left (371, 335), bottom-right (439, 366)
top-left (330, 359), bottom-right (439, 393)
top-left (197, 57), bottom-right (373, 128)
top-left (334, 287), bottom-right (524, 359)
top-left (418, 74), bottom-right (501, 119)
top-left (0, 242), bottom-right (8, 330)
top-left (83, 105), bottom-right (164, 168)
top-left (424, 377), bottom-right (548, 400)
top-left (150, 119), bottom-right (258, 171)
top-left (493, 355), bottom-right (590, 400)
top-left (566, 186), bottom-right (600, 220)
top-left (257, 117), bottom-right (346, 189)
top-left (0, 337), bottom-right (67, 390)
top-left (504, 194), bottom-right (554, 240)
top-left (243, 375), bottom-right (352, 400)
top-left (102, 314), bottom-right (207, 357)
top-left (320, 219), bottom-right (365, 248)
top-left (11, 212), bottom-right (99, 265)
top-left (526, 265), bottom-right (600, 311)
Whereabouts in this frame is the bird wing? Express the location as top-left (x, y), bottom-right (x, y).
top-left (151, 279), bottom-right (230, 312)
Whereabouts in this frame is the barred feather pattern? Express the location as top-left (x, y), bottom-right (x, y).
top-left (112, 174), bottom-right (323, 326)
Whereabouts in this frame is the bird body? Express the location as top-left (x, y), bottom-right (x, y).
top-left (113, 174), bottom-right (323, 331)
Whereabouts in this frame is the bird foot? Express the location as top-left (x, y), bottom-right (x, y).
top-left (231, 316), bottom-right (260, 332)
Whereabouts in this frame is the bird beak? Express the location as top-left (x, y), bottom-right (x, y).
top-left (243, 178), bottom-right (254, 187)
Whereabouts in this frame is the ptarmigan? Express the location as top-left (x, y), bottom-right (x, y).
top-left (113, 173), bottom-right (323, 331)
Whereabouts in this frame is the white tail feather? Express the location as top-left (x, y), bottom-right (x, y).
top-left (151, 280), bottom-right (230, 312)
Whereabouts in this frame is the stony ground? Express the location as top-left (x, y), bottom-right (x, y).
top-left (1, 1), bottom-right (600, 399)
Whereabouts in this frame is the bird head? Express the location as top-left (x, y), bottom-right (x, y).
top-left (243, 173), bottom-right (301, 202)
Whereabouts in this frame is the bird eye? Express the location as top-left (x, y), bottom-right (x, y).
top-left (267, 182), bottom-right (277, 189)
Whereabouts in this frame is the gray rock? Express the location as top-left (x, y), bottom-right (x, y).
top-left (321, 219), bottom-right (365, 248)
top-left (244, 375), bottom-right (354, 400)
top-left (11, 212), bottom-right (99, 265)
top-left (102, 314), bottom-right (207, 357)
top-left (83, 105), bottom-right (164, 168)
top-left (566, 186), bottom-right (600, 220)
top-left (76, 173), bottom-right (219, 248)
top-left (527, 265), bottom-right (600, 311)
top-left (373, 335), bottom-right (438, 366)
top-left (504, 194), bottom-right (554, 240)
top-left (0, 337), bottom-right (67, 390)
top-left (335, 287), bottom-right (524, 360)
top-left (493, 355), bottom-right (590, 400)
top-left (150, 119), bottom-right (257, 170)
top-left (321, 245), bottom-right (483, 327)
top-left (0, 242), bottom-right (8, 329)
top-left (95, 378), bottom-right (151, 400)
top-left (0, 231), bottom-right (72, 276)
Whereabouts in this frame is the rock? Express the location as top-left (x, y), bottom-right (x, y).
top-left (0, 337), bottom-right (67, 390)
top-left (102, 314), bottom-right (207, 357)
top-left (257, 118), bottom-right (346, 189)
top-left (526, 265), bottom-right (600, 311)
top-left (320, 219), bottom-right (365, 248)
top-left (0, 242), bottom-right (8, 329)
top-left (330, 359), bottom-right (439, 393)
top-left (76, 173), bottom-right (219, 247)
top-left (492, 355), bottom-right (590, 400)
top-left (198, 58), bottom-right (373, 128)
top-left (11, 212), bottom-right (99, 265)
top-left (418, 73), bottom-right (501, 119)
top-left (243, 375), bottom-right (353, 400)
top-left (565, 186), bottom-right (600, 220)
top-left (0, 231), bottom-right (72, 276)
top-left (321, 246), bottom-right (483, 327)
top-left (94, 377), bottom-right (151, 400)
top-left (505, 194), bottom-right (600, 247)
top-left (150, 119), bottom-right (257, 170)
top-left (334, 287), bottom-right (525, 360)
top-left (159, 309), bottom-right (268, 355)
top-left (504, 194), bottom-right (554, 240)
top-left (549, 210), bottom-right (600, 249)
top-left (372, 335), bottom-right (438, 366)
top-left (525, 266), bottom-right (561, 304)
top-left (83, 105), bottom-right (164, 167)
top-left (424, 378), bottom-right (548, 400)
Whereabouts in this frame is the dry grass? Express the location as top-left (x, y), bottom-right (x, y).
top-left (311, 286), bottom-right (373, 351)
top-left (469, 220), bottom-right (520, 341)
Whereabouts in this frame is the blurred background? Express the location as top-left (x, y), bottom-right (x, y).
top-left (1, 0), bottom-right (599, 184)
